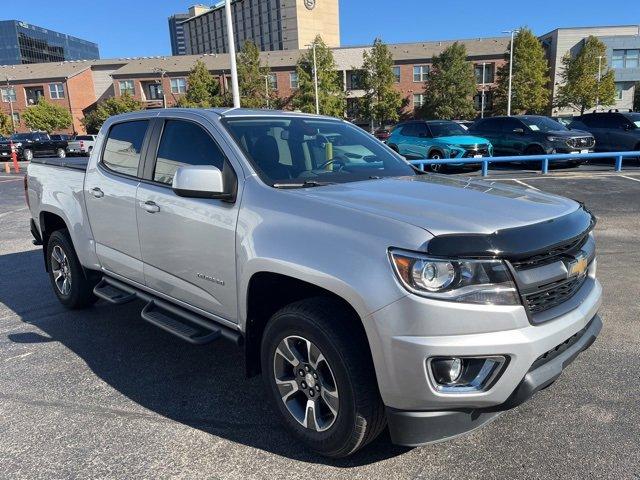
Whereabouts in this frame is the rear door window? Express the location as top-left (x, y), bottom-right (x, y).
top-left (102, 120), bottom-right (149, 177)
top-left (153, 120), bottom-right (226, 185)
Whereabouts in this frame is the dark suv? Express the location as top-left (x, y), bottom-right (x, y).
top-left (0, 132), bottom-right (68, 161)
top-left (568, 112), bottom-right (640, 153)
top-left (469, 115), bottom-right (595, 165)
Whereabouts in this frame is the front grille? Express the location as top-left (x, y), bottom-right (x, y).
top-left (462, 144), bottom-right (490, 157)
top-left (510, 234), bottom-right (588, 270)
top-left (523, 274), bottom-right (587, 314)
top-left (567, 136), bottom-right (595, 149)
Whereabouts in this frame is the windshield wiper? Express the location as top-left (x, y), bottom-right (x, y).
top-left (272, 180), bottom-right (336, 189)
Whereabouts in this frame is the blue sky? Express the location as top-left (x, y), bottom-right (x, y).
top-left (5, 0), bottom-right (640, 58)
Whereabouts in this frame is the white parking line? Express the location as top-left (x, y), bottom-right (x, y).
top-left (620, 175), bottom-right (640, 183)
top-left (4, 352), bottom-right (34, 362)
top-left (512, 179), bottom-right (539, 190)
top-left (0, 207), bottom-right (27, 218)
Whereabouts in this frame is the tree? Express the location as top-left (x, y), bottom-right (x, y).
top-left (420, 42), bottom-right (476, 120)
top-left (237, 40), bottom-right (275, 108)
top-left (555, 36), bottom-right (616, 114)
top-left (82, 93), bottom-right (143, 133)
top-left (176, 60), bottom-right (223, 108)
top-left (22, 99), bottom-right (72, 133)
top-left (293, 35), bottom-right (345, 117)
top-left (0, 112), bottom-right (12, 136)
top-left (360, 38), bottom-right (404, 128)
top-left (494, 28), bottom-right (550, 115)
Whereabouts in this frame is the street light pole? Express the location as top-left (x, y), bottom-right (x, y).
top-left (307, 41), bottom-right (320, 115)
top-left (5, 76), bottom-right (15, 132)
top-left (503, 29), bottom-right (520, 116)
top-left (224, 0), bottom-right (240, 108)
top-left (263, 74), bottom-right (270, 108)
top-left (596, 55), bottom-right (604, 112)
top-left (481, 62), bottom-right (486, 118)
top-left (153, 68), bottom-right (167, 108)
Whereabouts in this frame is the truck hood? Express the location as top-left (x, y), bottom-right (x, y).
top-left (294, 175), bottom-right (579, 236)
top-left (434, 135), bottom-right (490, 146)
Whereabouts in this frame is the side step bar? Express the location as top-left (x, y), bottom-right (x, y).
top-left (93, 276), bottom-right (242, 346)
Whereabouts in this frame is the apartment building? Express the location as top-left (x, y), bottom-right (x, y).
top-left (172, 0), bottom-right (340, 55)
top-left (541, 25), bottom-right (640, 116)
top-left (0, 60), bottom-right (126, 134)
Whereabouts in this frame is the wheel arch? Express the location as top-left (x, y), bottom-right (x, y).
top-left (39, 210), bottom-right (71, 271)
top-left (243, 271), bottom-right (370, 378)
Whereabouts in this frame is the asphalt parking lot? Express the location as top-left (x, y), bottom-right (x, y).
top-left (1, 164), bottom-right (639, 479)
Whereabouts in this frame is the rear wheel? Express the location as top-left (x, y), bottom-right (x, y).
top-left (22, 148), bottom-right (33, 161)
top-left (47, 230), bottom-right (97, 309)
top-left (56, 148), bottom-right (66, 158)
top-left (261, 297), bottom-right (386, 458)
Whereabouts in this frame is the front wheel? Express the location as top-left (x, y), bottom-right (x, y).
top-left (56, 148), bottom-right (66, 158)
top-left (47, 230), bottom-right (97, 309)
top-left (261, 298), bottom-right (386, 458)
top-left (428, 151), bottom-right (446, 172)
top-left (22, 148), bottom-right (33, 161)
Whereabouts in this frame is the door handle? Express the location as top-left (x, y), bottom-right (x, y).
top-left (91, 187), bottom-right (104, 198)
top-left (142, 201), bottom-right (160, 213)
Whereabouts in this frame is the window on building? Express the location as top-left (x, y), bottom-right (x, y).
top-left (474, 64), bottom-right (494, 84)
top-left (119, 80), bottom-right (135, 96)
top-left (11, 112), bottom-right (19, 126)
top-left (49, 83), bottom-right (65, 99)
top-left (615, 83), bottom-right (624, 100)
top-left (413, 65), bottom-right (429, 82)
top-left (393, 66), bottom-right (401, 83)
top-left (349, 71), bottom-right (364, 89)
top-left (413, 93), bottom-right (425, 109)
top-left (612, 49), bottom-right (640, 69)
top-left (153, 120), bottom-right (225, 185)
top-left (290, 72), bottom-right (299, 89)
top-left (268, 73), bottom-right (278, 91)
top-left (1, 87), bottom-right (16, 103)
top-left (170, 78), bottom-right (187, 94)
top-left (102, 120), bottom-right (149, 177)
top-left (474, 91), bottom-right (493, 111)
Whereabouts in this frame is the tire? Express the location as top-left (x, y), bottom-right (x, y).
top-left (261, 297), bottom-right (386, 458)
top-left (56, 148), bottom-right (66, 158)
top-left (22, 148), bottom-right (33, 161)
top-left (46, 230), bottom-right (97, 309)
top-left (428, 151), bottom-right (445, 172)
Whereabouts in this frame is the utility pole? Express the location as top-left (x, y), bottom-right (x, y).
top-left (5, 76), bottom-right (15, 132)
top-left (153, 68), bottom-right (168, 108)
top-left (596, 55), bottom-right (604, 112)
top-left (306, 41), bottom-right (320, 115)
top-left (263, 74), bottom-right (270, 108)
top-left (480, 62), bottom-right (487, 118)
top-left (225, 0), bottom-right (240, 108)
top-left (503, 29), bottom-right (520, 116)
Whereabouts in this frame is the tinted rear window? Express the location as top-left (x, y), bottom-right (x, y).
top-left (76, 135), bottom-right (94, 140)
top-left (102, 121), bottom-right (149, 177)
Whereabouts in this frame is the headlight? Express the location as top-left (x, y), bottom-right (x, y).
top-left (389, 249), bottom-right (520, 305)
top-left (447, 145), bottom-right (462, 157)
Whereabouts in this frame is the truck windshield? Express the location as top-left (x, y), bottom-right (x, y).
top-left (521, 116), bottom-right (568, 132)
top-left (222, 117), bottom-right (416, 187)
top-left (623, 113), bottom-right (640, 128)
top-left (428, 121), bottom-right (467, 137)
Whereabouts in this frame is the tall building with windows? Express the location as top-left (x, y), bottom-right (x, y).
top-left (168, 13), bottom-right (191, 56)
top-left (0, 20), bottom-right (99, 65)
top-left (171, 0), bottom-right (340, 55)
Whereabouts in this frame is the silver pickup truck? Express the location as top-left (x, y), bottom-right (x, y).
top-left (25, 108), bottom-right (602, 458)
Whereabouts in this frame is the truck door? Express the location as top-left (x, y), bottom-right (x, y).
top-left (84, 119), bottom-right (151, 284)
top-left (135, 117), bottom-right (241, 323)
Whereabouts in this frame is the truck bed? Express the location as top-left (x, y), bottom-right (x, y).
top-left (30, 157), bottom-right (88, 171)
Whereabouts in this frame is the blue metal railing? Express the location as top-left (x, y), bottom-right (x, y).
top-left (409, 151), bottom-right (640, 176)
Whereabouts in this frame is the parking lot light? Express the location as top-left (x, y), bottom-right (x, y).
top-left (502, 29), bottom-right (520, 116)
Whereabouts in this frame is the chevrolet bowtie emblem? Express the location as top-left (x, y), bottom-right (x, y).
top-left (567, 253), bottom-right (588, 278)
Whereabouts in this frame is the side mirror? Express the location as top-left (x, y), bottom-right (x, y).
top-left (513, 128), bottom-right (525, 134)
top-left (623, 123), bottom-right (632, 131)
top-left (172, 165), bottom-right (232, 200)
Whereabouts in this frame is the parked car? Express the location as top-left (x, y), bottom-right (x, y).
top-left (0, 132), bottom-right (68, 161)
top-left (469, 115), bottom-right (595, 166)
top-left (386, 120), bottom-right (492, 172)
top-left (568, 111), bottom-right (640, 154)
top-left (26, 109), bottom-right (602, 458)
top-left (453, 120), bottom-right (474, 130)
top-left (374, 127), bottom-right (392, 142)
top-left (66, 135), bottom-right (97, 156)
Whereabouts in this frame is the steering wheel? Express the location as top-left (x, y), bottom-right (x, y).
top-left (317, 156), bottom-right (347, 171)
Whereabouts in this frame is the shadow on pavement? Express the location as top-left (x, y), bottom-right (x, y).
top-left (0, 249), bottom-right (409, 467)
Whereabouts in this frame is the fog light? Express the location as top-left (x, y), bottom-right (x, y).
top-left (428, 356), bottom-right (507, 393)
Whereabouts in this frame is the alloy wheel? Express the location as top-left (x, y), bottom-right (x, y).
top-left (273, 335), bottom-right (339, 432)
top-left (51, 245), bottom-right (72, 295)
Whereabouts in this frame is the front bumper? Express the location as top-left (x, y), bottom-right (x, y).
top-left (386, 314), bottom-right (601, 446)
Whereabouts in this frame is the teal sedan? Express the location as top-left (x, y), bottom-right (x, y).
top-left (386, 120), bottom-right (493, 172)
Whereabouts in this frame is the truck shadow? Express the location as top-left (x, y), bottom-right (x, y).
top-left (0, 249), bottom-right (409, 467)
